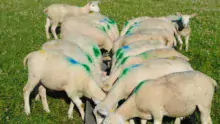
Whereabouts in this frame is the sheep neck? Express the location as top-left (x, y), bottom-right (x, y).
top-left (116, 96), bottom-right (137, 121)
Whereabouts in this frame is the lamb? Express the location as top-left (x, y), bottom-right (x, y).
top-left (102, 71), bottom-right (217, 124)
top-left (166, 12), bottom-right (196, 51)
top-left (23, 50), bottom-right (106, 121)
top-left (60, 17), bottom-right (113, 52)
top-left (94, 58), bottom-right (193, 123)
top-left (111, 41), bottom-right (168, 73)
top-left (102, 48), bottom-right (189, 90)
top-left (44, 1), bottom-right (100, 39)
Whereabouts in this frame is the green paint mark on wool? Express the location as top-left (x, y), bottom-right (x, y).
top-left (133, 80), bottom-right (148, 94)
top-left (140, 52), bottom-right (148, 59)
top-left (93, 46), bottom-right (101, 57)
top-left (120, 56), bottom-right (129, 65)
top-left (117, 52), bottom-right (124, 61)
top-left (96, 25), bottom-right (106, 32)
top-left (124, 21), bottom-right (129, 27)
top-left (81, 64), bottom-right (91, 73)
top-left (115, 48), bottom-right (122, 58)
top-left (106, 18), bottom-right (116, 24)
top-left (86, 54), bottom-right (93, 63)
top-left (120, 68), bottom-right (130, 78)
top-left (107, 24), bottom-right (111, 30)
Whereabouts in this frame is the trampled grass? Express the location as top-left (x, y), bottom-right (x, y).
top-left (0, 0), bottom-right (219, 123)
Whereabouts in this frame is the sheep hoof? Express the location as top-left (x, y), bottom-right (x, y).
top-left (68, 114), bottom-right (73, 119)
top-left (35, 94), bottom-right (40, 101)
top-left (45, 109), bottom-right (50, 113)
top-left (25, 109), bottom-right (30, 116)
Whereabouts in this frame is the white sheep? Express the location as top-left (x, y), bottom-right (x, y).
top-left (23, 50), bottom-right (106, 121)
top-left (62, 34), bottom-right (103, 72)
top-left (60, 17), bottom-right (113, 52)
top-left (78, 13), bottom-right (119, 41)
top-left (111, 41), bottom-right (168, 73)
top-left (44, 1), bottom-right (100, 39)
top-left (102, 71), bottom-right (217, 124)
top-left (102, 48), bottom-right (189, 90)
top-left (166, 12), bottom-right (196, 51)
top-left (94, 58), bottom-right (193, 123)
top-left (31, 40), bottom-right (105, 119)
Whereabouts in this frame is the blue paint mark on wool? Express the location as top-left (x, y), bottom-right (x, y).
top-left (66, 57), bottom-right (78, 64)
top-left (100, 18), bottom-right (108, 22)
top-left (122, 45), bottom-right (130, 50)
top-left (131, 64), bottom-right (141, 68)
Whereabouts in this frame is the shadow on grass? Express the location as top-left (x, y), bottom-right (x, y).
top-left (30, 83), bottom-right (89, 115)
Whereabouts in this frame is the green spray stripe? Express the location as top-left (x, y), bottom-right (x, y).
top-left (133, 80), bottom-right (148, 94)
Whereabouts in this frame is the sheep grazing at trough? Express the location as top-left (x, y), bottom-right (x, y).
top-left (103, 49), bottom-right (190, 90)
top-left (61, 35), bottom-right (103, 73)
top-left (44, 1), bottom-right (100, 39)
top-left (60, 17), bottom-right (113, 53)
top-left (78, 13), bottom-right (119, 42)
top-left (23, 50), bottom-right (106, 121)
top-left (113, 48), bottom-right (189, 71)
top-left (166, 12), bottom-right (196, 51)
top-left (102, 71), bottom-right (217, 124)
top-left (113, 18), bottom-right (178, 53)
top-left (111, 40), bottom-right (168, 73)
top-left (94, 58), bottom-right (193, 123)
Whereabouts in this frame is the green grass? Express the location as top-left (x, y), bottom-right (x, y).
top-left (0, 0), bottom-right (219, 123)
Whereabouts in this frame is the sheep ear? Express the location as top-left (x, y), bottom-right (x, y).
top-left (190, 13), bottom-right (197, 18)
top-left (176, 12), bottom-right (182, 16)
top-left (98, 109), bottom-right (109, 116)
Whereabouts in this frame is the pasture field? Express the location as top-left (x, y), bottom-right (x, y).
top-left (0, 0), bottom-right (219, 123)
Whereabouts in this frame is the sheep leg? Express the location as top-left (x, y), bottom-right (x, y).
top-left (38, 85), bottom-right (50, 113)
top-left (23, 76), bottom-right (40, 115)
top-left (51, 23), bottom-right (58, 39)
top-left (141, 119), bottom-right (147, 124)
top-left (176, 34), bottom-right (183, 50)
top-left (72, 97), bottom-right (85, 120)
top-left (93, 107), bottom-right (104, 124)
top-left (129, 119), bottom-right (135, 124)
top-left (68, 101), bottom-right (75, 119)
top-left (35, 93), bottom-right (40, 101)
top-left (174, 117), bottom-right (181, 124)
top-left (45, 17), bottom-right (51, 40)
top-left (185, 35), bottom-right (190, 51)
top-left (153, 112), bottom-right (163, 124)
top-left (198, 105), bottom-right (212, 124)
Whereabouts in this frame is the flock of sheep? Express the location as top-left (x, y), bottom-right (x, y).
top-left (22, 1), bottom-right (217, 124)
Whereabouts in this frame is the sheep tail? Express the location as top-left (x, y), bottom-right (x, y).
top-left (210, 78), bottom-right (218, 92)
top-left (23, 52), bottom-right (33, 70)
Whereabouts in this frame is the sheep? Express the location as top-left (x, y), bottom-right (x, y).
top-left (78, 13), bottom-right (119, 41)
top-left (62, 34), bottom-right (103, 72)
top-left (103, 48), bottom-right (189, 90)
top-left (60, 17), bottom-right (113, 52)
top-left (111, 41), bottom-right (168, 73)
top-left (113, 29), bottom-right (175, 54)
top-left (94, 58), bottom-right (193, 123)
top-left (166, 12), bottom-right (196, 51)
top-left (44, 1), bottom-right (100, 39)
top-left (31, 40), bottom-right (106, 118)
top-left (102, 70), bottom-right (217, 124)
top-left (120, 16), bottom-right (151, 36)
top-left (23, 50), bottom-right (106, 121)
